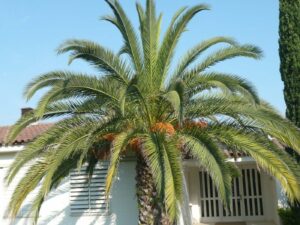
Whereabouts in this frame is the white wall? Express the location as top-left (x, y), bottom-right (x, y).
top-left (184, 160), bottom-right (280, 225)
top-left (0, 151), bottom-right (138, 225)
top-left (0, 148), bottom-right (282, 225)
top-left (276, 180), bottom-right (288, 209)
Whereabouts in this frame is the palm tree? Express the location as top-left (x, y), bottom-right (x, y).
top-left (5, 0), bottom-right (300, 224)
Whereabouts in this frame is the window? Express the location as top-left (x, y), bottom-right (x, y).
top-left (70, 162), bottom-right (109, 215)
top-left (199, 167), bottom-right (264, 219)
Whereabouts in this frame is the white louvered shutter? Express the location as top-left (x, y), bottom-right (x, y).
top-left (70, 162), bottom-right (109, 215)
top-left (199, 166), bottom-right (264, 221)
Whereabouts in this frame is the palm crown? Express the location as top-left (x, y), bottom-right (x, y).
top-left (5, 0), bottom-right (300, 224)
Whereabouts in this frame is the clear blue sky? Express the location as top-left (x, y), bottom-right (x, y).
top-left (0, 0), bottom-right (282, 126)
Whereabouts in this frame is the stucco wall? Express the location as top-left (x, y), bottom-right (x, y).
top-left (184, 160), bottom-right (280, 225)
top-left (0, 152), bottom-right (138, 225)
top-left (0, 148), bottom-right (282, 225)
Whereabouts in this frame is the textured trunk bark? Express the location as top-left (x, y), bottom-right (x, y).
top-left (136, 155), bottom-right (175, 225)
top-left (136, 154), bottom-right (156, 225)
top-left (159, 212), bottom-right (173, 225)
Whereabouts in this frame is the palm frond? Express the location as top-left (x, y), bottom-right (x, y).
top-left (140, 0), bottom-right (161, 90)
top-left (6, 116), bottom-right (113, 185)
top-left (185, 72), bottom-right (259, 103)
top-left (103, 0), bottom-right (143, 72)
top-left (180, 133), bottom-right (232, 207)
top-left (161, 137), bottom-right (183, 222)
top-left (6, 1), bottom-right (300, 223)
top-left (30, 73), bottom-right (121, 117)
top-left (186, 45), bottom-right (262, 74)
top-left (30, 156), bottom-right (79, 224)
top-left (141, 133), bottom-right (164, 197)
top-left (208, 125), bottom-right (300, 200)
top-left (7, 160), bottom-right (48, 218)
top-left (57, 39), bottom-right (132, 84)
top-left (105, 131), bottom-right (135, 196)
top-left (157, 4), bottom-right (209, 88)
top-left (172, 36), bottom-right (237, 79)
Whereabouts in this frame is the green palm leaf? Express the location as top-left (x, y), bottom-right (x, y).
top-left (5, 0), bottom-right (300, 224)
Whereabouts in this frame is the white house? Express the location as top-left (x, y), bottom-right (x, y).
top-left (0, 120), bottom-right (282, 225)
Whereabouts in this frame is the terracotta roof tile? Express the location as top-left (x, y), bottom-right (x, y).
top-left (0, 123), bottom-right (53, 146)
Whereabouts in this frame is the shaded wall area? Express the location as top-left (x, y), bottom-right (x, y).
top-left (0, 156), bottom-right (138, 225)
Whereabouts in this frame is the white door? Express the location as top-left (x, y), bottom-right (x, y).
top-left (199, 166), bottom-right (265, 223)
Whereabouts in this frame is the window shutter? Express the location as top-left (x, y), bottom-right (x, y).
top-left (199, 166), bottom-right (264, 220)
top-left (70, 162), bottom-right (109, 215)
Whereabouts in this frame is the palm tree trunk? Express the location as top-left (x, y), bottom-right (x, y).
top-left (136, 154), bottom-right (156, 225)
top-left (136, 154), bottom-right (175, 225)
top-left (159, 212), bottom-right (173, 225)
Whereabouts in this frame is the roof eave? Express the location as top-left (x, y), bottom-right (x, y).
top-left (0, 145), bottom-right (25, 153)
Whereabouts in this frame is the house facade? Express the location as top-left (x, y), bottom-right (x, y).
top-left (0, 123), bottom-right (281, 225)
